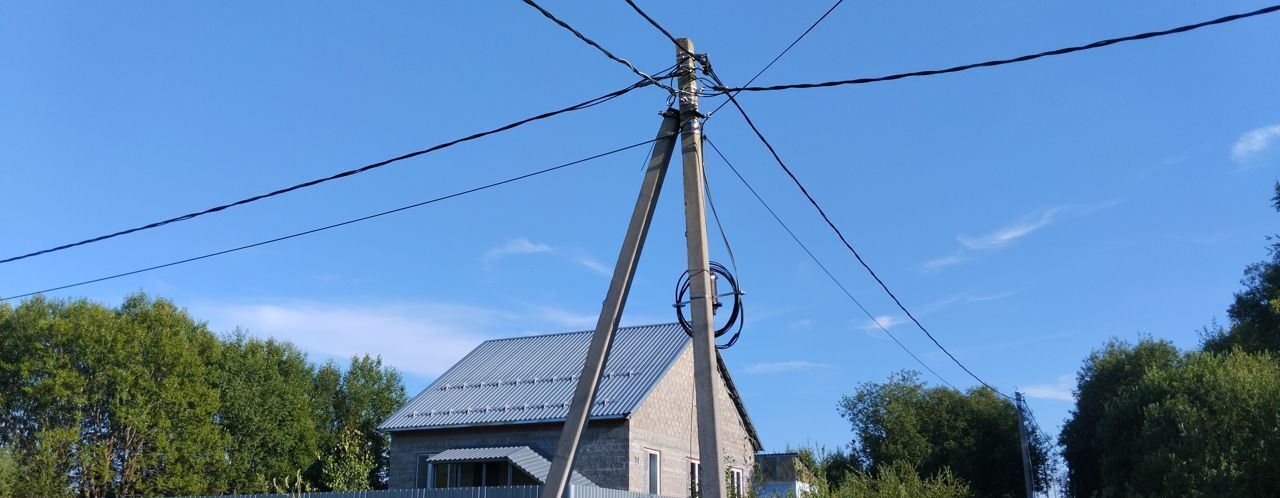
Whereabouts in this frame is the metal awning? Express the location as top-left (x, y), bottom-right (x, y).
top-left (427, 446), bottom-right (597, 487)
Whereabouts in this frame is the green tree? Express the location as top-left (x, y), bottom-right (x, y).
top-left (320, 425), bottom-right (376, 491)
top-left (838, 371), bottom-right (1052, 498)
top-left (312, 355), bottom-right (405, 489)
top-left (1202, 181), bottom-right (1280, 354)
top-left (1061, 341), bottom-right (1280, 497)
top-left (215, 333), bottom-right (321, 493)
top-left (0, 446), bottom-right (19, 498)
top-left (1059, 338), bottom-right (1180, 498)
top-left (0, 294), bottom-right (226, 497)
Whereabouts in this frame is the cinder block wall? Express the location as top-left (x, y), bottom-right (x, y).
top-left (388, 420), bottom-right (630, 490)
top-left (628, 346), bottom-right (756, 497)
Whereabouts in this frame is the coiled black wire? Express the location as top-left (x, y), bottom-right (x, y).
top-left (674, 261), bottom-right (743, 349)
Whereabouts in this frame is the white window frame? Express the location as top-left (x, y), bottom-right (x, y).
top-left (729, 467), bottom-right (744, 498)
top-left (645, 449), bottom-right (662, 495)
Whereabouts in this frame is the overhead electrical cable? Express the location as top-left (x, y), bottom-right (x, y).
top-left (0, 75), bottom-right (667, 265)
top-left (709, 74), bottom-right (1010, 398)
top-left (518, 0), bottom-right (676, 93)
top-left (714, 3), bottom-right (1280, 93)
top-left (704, 0), bottom-right (845, 120)
top-left (704, 136), bottom-right (956, 390)
top-left (0, 135), bottom-right (670, 302)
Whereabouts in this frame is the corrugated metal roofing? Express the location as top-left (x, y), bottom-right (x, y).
top-left (427, 446), bottom-right (596, 487)
top-left (380, 323), bottom-right (689, 431)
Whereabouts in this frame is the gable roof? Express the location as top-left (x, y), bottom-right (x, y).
top-left (379, 323), bottom-right (760, 449)
top-left (427, 446), bottom-right (596, 487)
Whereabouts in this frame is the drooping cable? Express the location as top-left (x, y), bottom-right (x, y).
top-left (709, 81), bottom-right (1010, 398)
top-left (714, 4), bottom-right (1280, 93)
top-left (1, 135), bottom-right (670, 301)
top-left (518, 0), bottom-right (677, 94)
top-left (704, 136), bottom-right (957, 390)
top-left (702, 167), bottom-right (744, 349)
top-left (0, 75), bottom-right (668, 265)
top-left (704, 0), bottom-right (845, 120)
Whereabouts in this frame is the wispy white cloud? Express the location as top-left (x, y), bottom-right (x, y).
top-left (1023, 374), bottom-right (1076, 402)
top-left (573, 256), bottom-right (611, 276)
top-left (859, 315), bottom-right (903, 332)
top-left (743, 360), bottom-right (837, 375)
top-left (958, 206), bottom-right (1079, 250)
top-left (483, 237), bottom-right (552, 260)
top-left (1231, 124), bottom-right (1280, 165)
top-left (923, 289), bottom-right (1020, 313)
top-left (483, 237), bottom-right (610, 276)
top-left (920, 252), bottom-right (969, 273)
top-left (788, 319), bottom-right (813, 331)
top-left (922, 201), bottom-right (1117, 272)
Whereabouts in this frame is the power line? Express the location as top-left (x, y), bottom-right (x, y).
top-left (704, 0), bottom-right (845, 120)
top-left (709, 74), bottom-right (1010, 398)
top-left (622, 0), bottom-right (687, 55)
top-left (518, 0), bottom-right (676, 93)
top-left (714, 3), bottom-right (1280, 93)
top-left (1, 135), bottom-right (668, 302)
top-left (0, 76), bottom-right (667, 266)
top-left (704, 136), bottom-right (958, 390)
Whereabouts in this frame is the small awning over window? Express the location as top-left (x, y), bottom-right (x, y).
top-left (427, 446), bottom-right (597, 487)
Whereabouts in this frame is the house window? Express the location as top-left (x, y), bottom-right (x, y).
top-left (428, 460), bottom-right (538, 488)
top-left (646, 450), bottom-right (661, 495)
top-left (729, 468), bottom-right (744, 498)
top-left (688, 460), bottom-right (701, 498)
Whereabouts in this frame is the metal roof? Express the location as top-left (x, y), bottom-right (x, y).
top-left (380, 323), bottom-right (689, 431)
top-left (428, 446), bottom-right (596, 487)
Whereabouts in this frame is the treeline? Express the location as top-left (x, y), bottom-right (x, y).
top-left (795, 373), bottom-right (1053, 498)
top-left (803, 184), bottom-right (1280, 498)
top-left (1058, 183), bottom-right (1280, 496)
top-left (0, 294), bottom-right (407, 498)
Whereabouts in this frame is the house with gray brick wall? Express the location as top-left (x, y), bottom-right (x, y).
top-left (378, 323), bottom-right (762, 497)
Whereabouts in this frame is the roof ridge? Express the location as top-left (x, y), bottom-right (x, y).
top-left (479, 322), bottom-right (682, 344)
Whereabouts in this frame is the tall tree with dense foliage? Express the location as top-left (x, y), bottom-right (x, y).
top-left (1058, 339), bottom-right (1180, 498)
top-left (838, 371), bottom-right (1053, 498)
top-left (0, 295), bottom-right (227, 497)
top-left (215, 334), bottom-right (322, 493)
top-left (0, 293), bottom-right (408, 496)
top-left (1060, 341), bottom-right (1280, 497)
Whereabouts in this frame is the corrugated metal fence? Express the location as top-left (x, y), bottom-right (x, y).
top-left (164, 485), bottom-right (659, 498)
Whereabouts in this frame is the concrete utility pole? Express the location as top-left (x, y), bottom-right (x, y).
top-left (1015, 391), bottom-right (1035, 498)
top-left (541, 111), bottom-right (680, 498)
top-left (676, 37), bottom-right (727, 498)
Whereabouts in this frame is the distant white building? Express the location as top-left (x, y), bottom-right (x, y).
top-left (755, 453), bottom-right (812, 498)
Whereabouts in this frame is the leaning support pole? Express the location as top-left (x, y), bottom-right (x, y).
top-left (541, 110), bottom-right (680, 498)
top-left (676, 38), bottom-right (727, 498)
top-left (1016, 392), bottom-right (1035, 498)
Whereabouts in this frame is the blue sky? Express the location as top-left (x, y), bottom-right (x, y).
top-left (3, 1), bottom-right (1279, 454)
